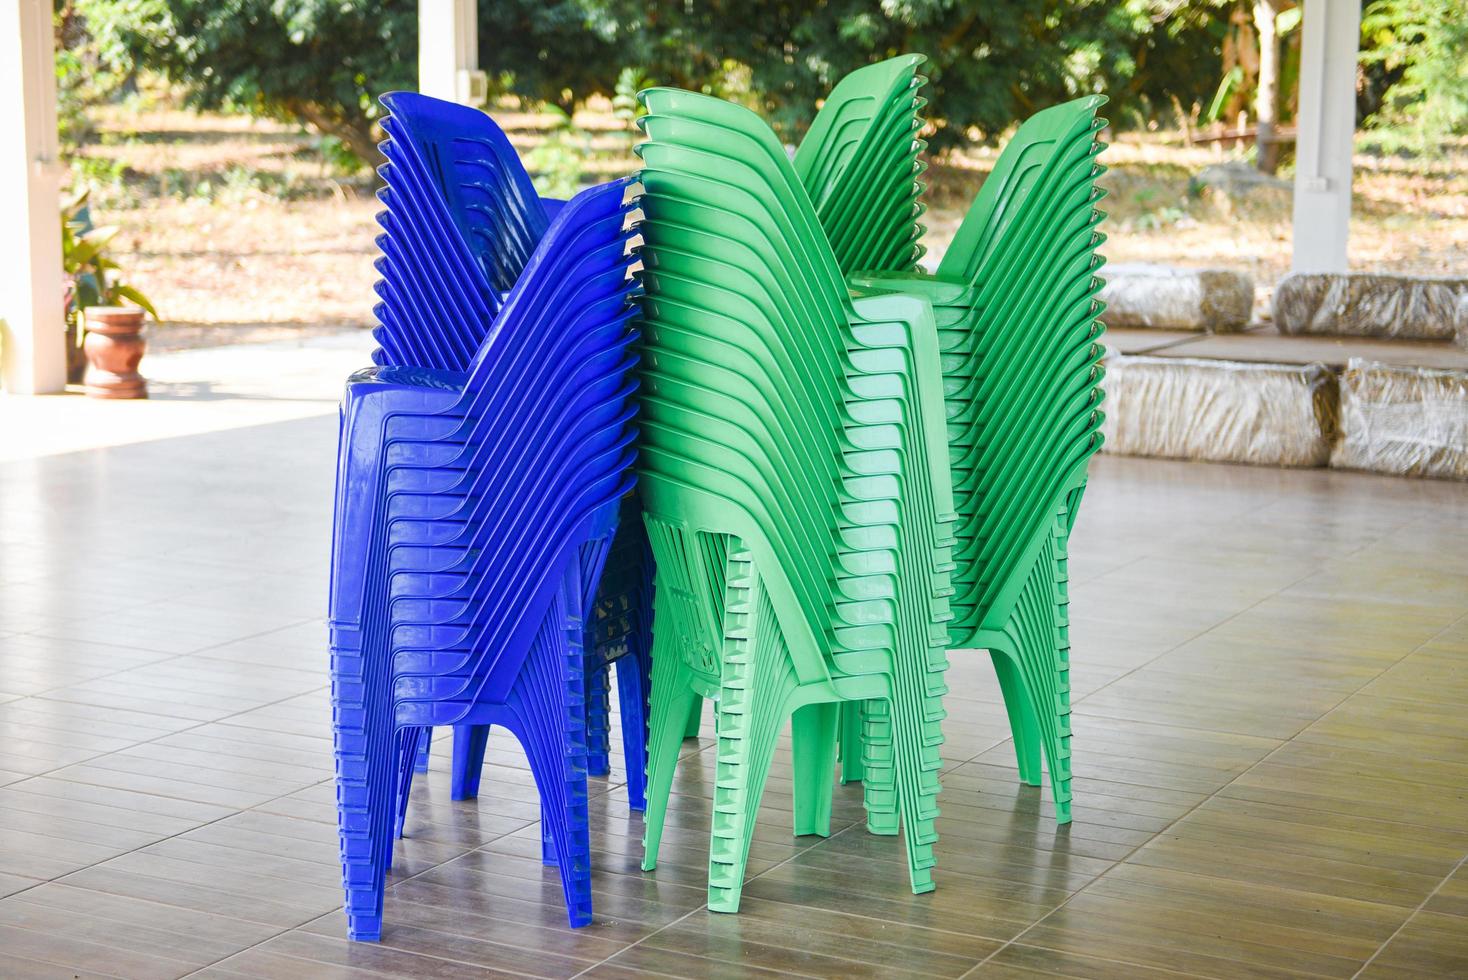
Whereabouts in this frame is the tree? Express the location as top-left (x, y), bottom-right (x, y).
top-left (1253, 0), bottom-right (1283, 173)
top-left (78, 0), bottom-right (416, 163)
top-left (479, 2), bottom-right (623, 113)
top-left (588, 0), bottom-right (1229, 150)
top-left (74, 0), bottom-right (631, 166)
top-left (72, 0), bottom-right (1241, 161)
top-left (1361, 0), bottom-right (1468, 149)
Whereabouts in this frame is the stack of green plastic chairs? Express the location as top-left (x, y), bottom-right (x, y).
top-left (633, 75), bottom-right (956, 913)
top-left (629, 51), bottom-right (1108, 913)
top-left (671, 54), bottom-right (934, 774)
top-left (851, 95), bottom-right (1111, 825)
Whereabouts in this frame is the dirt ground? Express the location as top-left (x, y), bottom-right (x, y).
top-left (74, 98), bottom-right (1468, 350)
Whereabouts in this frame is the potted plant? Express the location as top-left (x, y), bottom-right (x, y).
top-left (62, 189), bottom-right (159, 398)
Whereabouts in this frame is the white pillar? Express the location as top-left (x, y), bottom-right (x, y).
top-left (418, 0), bottom-right (486, 106)
top-left (0, 0), bottom-right (67, 394)
top-left (1290, 0), bottom-right (1360, 274)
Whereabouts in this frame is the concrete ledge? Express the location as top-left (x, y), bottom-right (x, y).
top-left (1099, 264), bottom-right (1254, 332)
top-left (1274, 272), bottom-right (1468, 341)
top-left (1333, 359), bottom-right (1468, 481)
top-left (1101, 354), bottom-right (1336, 467)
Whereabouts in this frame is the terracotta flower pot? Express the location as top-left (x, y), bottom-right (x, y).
top-left (81, 306), bottom-right (148, 399)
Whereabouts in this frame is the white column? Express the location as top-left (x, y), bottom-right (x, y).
top-left (1290, 0), bottom-right (1361, 274)
top-left (418, 0), bottom-right (486, 106)
top-left (0, 0), bottom-right (67, 394)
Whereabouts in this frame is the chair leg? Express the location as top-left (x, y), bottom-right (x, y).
top-left (512, 593), bottom-right (593, 927)
top-left (450, 724), bottom-right (490, 801)
top-left (331, 636), bottom-right (392, 941)
top-left (707, 546), bottom-right (799, 914)
top-left (615, 652), bottom-right (649, 811)
top-left (988, 511), bottom-right (1075, 824)
top-left (413, 727), bottom-right (432, 773)
top-left (837, 700), bottom-right (865, 784)
top-left (887, 655), bottom-right (945, 896)
top-left (393, 727), bottom-right (422, 842)
top-left (790, 701), bottom-right (839, 837)
top-left (640, 628), bottom-right (697, 872)
top-left (541, 808), bottom-right (557, 866)
top-left (990, 649), bottom-right (1042, 786)
top-left (683, 695), bottom-right (703, 738)
top-left (861, 698), bottom-right (899, 836)
top-left (586, 661), bottom-right (611, 777)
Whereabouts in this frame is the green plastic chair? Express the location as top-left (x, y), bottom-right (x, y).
top-left (794, 54), bottom-right (929, 275)
top-left (671, 54), bottom-right (934, 750)
top-left (634, 85), bottom-right (956, 913)
top-left (850, 96), bottom-right (1110, 824)
top-left (638, 91), bottom-right (955, 830)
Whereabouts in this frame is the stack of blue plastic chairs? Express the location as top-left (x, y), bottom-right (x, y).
top-left (369, 93), bottom-right (654, 810)
top-left (328, 92), bottom-right (641, 940)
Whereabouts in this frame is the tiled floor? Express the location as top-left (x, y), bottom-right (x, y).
top-left (1, 364), bottom-right (1467, 977)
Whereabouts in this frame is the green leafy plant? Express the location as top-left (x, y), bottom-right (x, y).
top-left (61, 188), bottom-right (159, 330)
top-left (314, 134), bottom-right (369, 176)
top-left (525, 109), bottom-right (589, 197)
top-left (1361, 0), bottom-right (1468, 153)
top-left (612, 65), bottom-right (652, 132)
top-left (68, 154), bottom-right (128, 192)
top-left (54, 0), bottom-right (130, 152)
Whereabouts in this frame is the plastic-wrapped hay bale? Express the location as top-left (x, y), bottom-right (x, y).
top-left (1098, 264), bottom-right (1254, 331)
top-left (1101, 354), bottom-right (1337, 466)
top-left (1332, 359), bottom-right (1468, 480)
top-left (1274, 273), bottom-right (1468, 340)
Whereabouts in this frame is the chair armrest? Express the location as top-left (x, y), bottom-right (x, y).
top-left (848, 271), bottom-right (975, 309)
top-left (848, 291), bottom-right (956, 525)
top-left (327, 368), bottom-right (465, 634)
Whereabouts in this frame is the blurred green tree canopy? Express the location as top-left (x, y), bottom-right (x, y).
top-left (68, 0), bottom-right (1468, 165)
top-left (1360, 0), bottom-right (1468, 150)
top-left (583, 0), bottom-right (1233, 150)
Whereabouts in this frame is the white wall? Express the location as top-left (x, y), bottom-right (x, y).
top-left (1, 0), bottom-right (67, 394)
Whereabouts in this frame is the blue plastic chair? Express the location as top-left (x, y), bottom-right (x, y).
top-left (364, 91), bottom-right (655, 813)
top-left (330, 160), bottom-right (640, 939)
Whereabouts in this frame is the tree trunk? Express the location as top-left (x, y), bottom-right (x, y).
top-left (1222, 2), bottom-right (1260, 134)
top-left (1254, 0), bottom-right (1282, 174)
top-left (288, 100), bottom-right (385, 172)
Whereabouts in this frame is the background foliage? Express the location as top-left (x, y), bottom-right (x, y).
top-left (62, 0), bottom-right (1468, 169)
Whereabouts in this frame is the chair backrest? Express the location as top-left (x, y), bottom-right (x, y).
top-left (380, 92), bottom-right (549, 292)
top-left (397, 179), bottom-right (641, 706)
top-left (937, 96), bottom-right (1104, 284)
top-left (637, 88), bottom-right (956, 697)
top-left (636, 88), bottom-right (869, 663)
top-left (371, 93), bottom-right (553, 372)
top-left (794, 55), bottom-right (927, 274)
top-left (931, 98), bottom-right (1109, 632)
